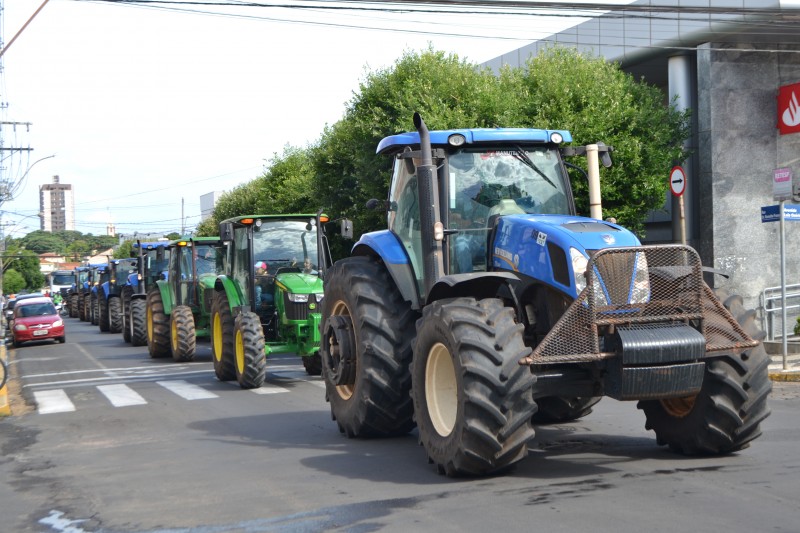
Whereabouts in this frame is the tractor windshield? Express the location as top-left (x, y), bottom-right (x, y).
top-left (195, 245), bottom-right (225, 276)
top-left (114, 261), bottom-right (136, 282)
top-left (77, 270), bottom-right (89, 284)
top-left (145, 249), bottom-right (169, 280)
top-left (252, 220), bottom-right (319, 274)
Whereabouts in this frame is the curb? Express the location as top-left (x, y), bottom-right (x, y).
top-left (0, 342), bottom-right (10, 417)
top-left (769, 371), bottom-right (800, 382)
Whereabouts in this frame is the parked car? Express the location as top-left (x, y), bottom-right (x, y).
top-left (10, 296), bottom-right (66, 347)
top-left (4, 292), bottom-right (46, 324)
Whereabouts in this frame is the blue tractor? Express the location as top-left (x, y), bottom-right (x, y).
top-left (123, 240), bottom-right (170, 346)
top-left (96, 258), bottom-right (138, 333)
top-left (319, 113), bottom-right (771, 477)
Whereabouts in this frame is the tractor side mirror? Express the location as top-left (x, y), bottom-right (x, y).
top-left (219, 222), bottom-right (234, 243)
top-left (340, 219), bottom-right (353, 240)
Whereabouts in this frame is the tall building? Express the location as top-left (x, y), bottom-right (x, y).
top-left (200, 191), bottom-right (223, 221)
top-left (39, 175), bottom-right (75, 232)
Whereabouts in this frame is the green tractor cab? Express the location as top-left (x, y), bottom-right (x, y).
top-left (210, 213), bottom-right (341, 388)
top-left (145, 236), bottom-right (226, 361)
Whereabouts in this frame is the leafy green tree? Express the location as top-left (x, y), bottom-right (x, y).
top-left (66, 240), bottom-right (90, 261)
top-left (19, 231), bottom-right (65, 254)
top-left (2, 268), bottom-right (26, 294)
top-left (115, 240), bottom-right (135, 259)
top-left (165, 232), bottom-right (181, 241)
top-left (3, 250), bottom-right (46, 291)
top-left (195, 147), bottom-right (318, 236)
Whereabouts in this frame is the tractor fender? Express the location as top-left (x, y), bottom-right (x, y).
top-left (155, 279), bottom-right (174, 316)
top-left (352, 230), bottom-right (420, 310)
top-left (427, 272), bottom-right (519, 304)
top-left (213, 275), bottom-right (245, 308)
top-left (100, 282), bottom-right (111, 300)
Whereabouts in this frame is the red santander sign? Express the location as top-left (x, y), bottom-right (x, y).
top-left (778, 82), bottom-right (800, 135)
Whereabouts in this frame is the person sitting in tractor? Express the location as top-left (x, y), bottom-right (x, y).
top-left (254, 261), bottom-right (274, 307)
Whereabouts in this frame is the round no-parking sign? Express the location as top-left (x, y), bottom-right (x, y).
top-left (670, 166), bottom-right (686, 197)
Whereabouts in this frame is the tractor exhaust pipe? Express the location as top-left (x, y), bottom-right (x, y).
top-left (413, 112), bottom-right (444, 301)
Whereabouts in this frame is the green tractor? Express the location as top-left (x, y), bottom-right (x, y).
top-left (146, 237), bottom-right (226, 361)
top-left (210, 214), bottom-right (345, 388)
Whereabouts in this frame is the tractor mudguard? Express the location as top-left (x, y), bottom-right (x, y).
top-left (352, 230), bottom-right (420, 310)
top-left (101, 282), bottom-right (111, 300)
top-left (214, 275), bottom-right (245, 309)
top-left (154, 279), bottom-right (174, 316)
top-left (427, 271), bottom-right (519, 304)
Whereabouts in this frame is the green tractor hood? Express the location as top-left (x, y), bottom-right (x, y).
top-left (274, 272), bottom-right (323, 294)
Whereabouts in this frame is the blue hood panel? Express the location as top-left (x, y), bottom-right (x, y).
top-left (491, 214), bottom-right (641, 297)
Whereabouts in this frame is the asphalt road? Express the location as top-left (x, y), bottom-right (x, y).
top-left (1, 316), bottom-right (799, 533)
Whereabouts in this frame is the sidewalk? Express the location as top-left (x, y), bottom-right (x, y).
top-left (768, 353), bottom-right (800, 382)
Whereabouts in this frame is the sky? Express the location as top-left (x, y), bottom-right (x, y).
top-left (0, 0), bottom-right (615, 240)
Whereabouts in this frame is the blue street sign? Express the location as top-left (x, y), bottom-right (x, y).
top-left (761, 204), bottom-right (800, 222)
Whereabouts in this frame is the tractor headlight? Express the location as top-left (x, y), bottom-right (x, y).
top-left (314, 292), bottom-right (324, 303)
top-left (570, 248), bottom-right (589, 294)
top-left (628, 252), bottom-right (650, 304)
top-left (287, 293), bottom-right (309, 303)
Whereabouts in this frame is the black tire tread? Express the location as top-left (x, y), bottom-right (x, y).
top-left (234, 312), bottom-right (266, 388)
top-left (321, 256), bottom-right (419, 437)
top-left (109, 297), bottom-right (123, 334)
top-left (412, 297), bottom-right (537, 476)
top-left (211, 290), bottom-right (236, 381)
top-left (146, 288), bottom-right (171, 358)
top-left (130, 298), bottom-right (148, 347)
top-left (637, 289), bottom-right (772, 454)
top-left (171, 305), bottom-right (197, 362)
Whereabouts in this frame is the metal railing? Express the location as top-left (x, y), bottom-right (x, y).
top-left (760, 284), bottom-right (800, 341)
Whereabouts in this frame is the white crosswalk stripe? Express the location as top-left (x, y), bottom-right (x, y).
top-left (157, 380), bottom-right (219, 400)
top-left (97, 384), bottom-right (147, 407)
top-left (34, 389), bottom-right (76, 414)
top-left (249, 384), bottom-right (290, 394)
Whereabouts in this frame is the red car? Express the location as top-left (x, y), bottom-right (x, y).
top-left (11, 297), bottom-right (66, 347)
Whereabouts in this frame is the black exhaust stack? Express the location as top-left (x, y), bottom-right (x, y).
top-left (413, 112), bottom-right (444, 302)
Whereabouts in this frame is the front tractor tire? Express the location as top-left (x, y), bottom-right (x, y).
top-left (210, 290), bottom-right (236, 381)
top-left (146, 289), bottom-right (171, 358)
top-left (637, 291), bottom-right (772, 455)
top-left (129, 298), bottom-right (148, 347)
top-left (320, 256), bottom-right (418, 437)
top-left (234, 312), bottom-right (266, 389)
top-left (109, 297), bottom-right (123, 334)
top-left (411, 298), bottom-right (537, 477)
top-left (121, 287), bottom-right (133, 342)
top-left (98, 295), bottom-right (110, 332)
top-left (170, 305), bottom-right (197, 362)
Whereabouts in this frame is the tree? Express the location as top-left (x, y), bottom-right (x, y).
top-left (115, 240), bottom-right (135, 259)
top-left (195, 147), bottom-right (318, 236)
top-left (19, 231), bottom-right (65, 254)
top-left (495, 47), bottom-right (690, 233)
top-left (2, 268), bottom-right (26, 295)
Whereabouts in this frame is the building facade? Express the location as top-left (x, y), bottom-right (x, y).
top-left (39, 175), bottom-right (75, 232)
top-left (483, 0), bottom-right (800, 336)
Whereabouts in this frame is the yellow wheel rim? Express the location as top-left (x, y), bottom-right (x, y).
top-left (426, 342), bottom-right (457, 437)
top-left (235, 329), bottom-right (244, 375)
top-left (212, 312), bottom-right (222, 363)
top-left (660, 395), bottom-right (697, 418)
top-left (146, 305), bottom-right (153, 342)
top-left (171, 318), bottom-right (178, 352)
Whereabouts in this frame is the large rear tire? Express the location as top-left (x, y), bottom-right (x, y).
top-left (321, 256), bottom-right (419, 437)
top-left (411, 297), bottom-right (537, 476)
top-left (121, 287), bottom-right (133, 342)
top-left (98, 295), bottom-right (109, 331)
top-left (533, 396), bottom-right (602, 424)
top-left (109, 297), bottom-right (123, 334)
top-left (129, 298), bottom-right (148, 347)
top-left (211, 290), bottom-right (236, 381)
top-left (637, 290), bottom-right (772, 454)
top-left (69, 294), bottom-right (79, 318)
top-left (146, 289), bottom-right (171, 358)
top-left (90, 294), bottom-right (99, 326)
top-left (234, 311), bottom-right (266, 388)
top-left (170, 305), bottom-right (197, 362)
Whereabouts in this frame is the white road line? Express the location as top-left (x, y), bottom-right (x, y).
top-left (97, 384), bottom-right (147, 407)
top-left (249, 384), bottom-right (290, 394)
top-left (157, 380), bottom-right (218, 400)
top-left (34, 390), bottom-right (76, 414)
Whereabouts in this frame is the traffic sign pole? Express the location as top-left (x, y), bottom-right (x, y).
top-left (670, 166), bottom-right (687, 245)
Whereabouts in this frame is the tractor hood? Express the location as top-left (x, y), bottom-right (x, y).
top-left (491, 214), bottom-right (642, 298)
top-left (275, 272), bottom-right (323, 294)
